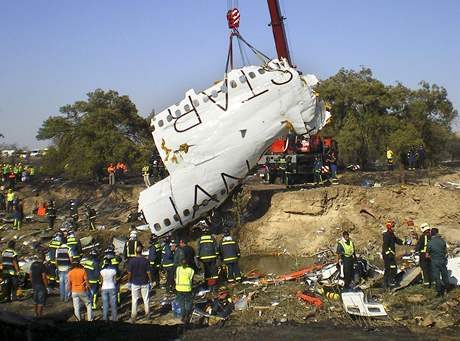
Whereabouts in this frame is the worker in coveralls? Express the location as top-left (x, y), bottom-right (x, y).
top-left (336, 231), bottom-right (356, 290)
top-left (148, 235), bottom-right (161, 286)
top-left (198, 227), bottom-right (219, 290)
top-left (415, 223), bottom-right (432, 287)
top-left (1, 240), bottom-right (20, 301)
top-left (428, 228), bottom-right (450, 297)
top-left (386, 147), bottom-right (394, 171)
top-left (220, 229), bottom-right (242, 283)
top-left (382, 221), bottom-right (404, 288)
top-left (81, 249), bottom-right (100, 309)
top-left (161, 238), bottom-right (176, 293)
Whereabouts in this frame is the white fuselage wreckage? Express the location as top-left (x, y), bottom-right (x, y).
top-left (139, 59), bottom-right (330, 236)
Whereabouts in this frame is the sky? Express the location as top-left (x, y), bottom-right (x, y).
top-left (0, 0), bottom-right (459, 149)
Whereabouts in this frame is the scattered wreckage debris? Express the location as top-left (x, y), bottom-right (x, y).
top-left (341, 290), bottom-right (387, 318)
top-left (296, 291), bottom-right (323, 308)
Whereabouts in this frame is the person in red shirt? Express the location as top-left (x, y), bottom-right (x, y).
top-left (68, 262), bottom-right (93, 321)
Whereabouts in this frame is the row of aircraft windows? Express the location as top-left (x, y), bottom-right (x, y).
top-left (155, 69), bottom-right (266, 128)
top-left (152, 183), bottom-right (237, 232)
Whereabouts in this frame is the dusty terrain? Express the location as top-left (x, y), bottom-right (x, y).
top-left (239, 167), bottom-right (460, 258)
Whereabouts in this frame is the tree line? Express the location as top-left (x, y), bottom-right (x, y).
top-left (36, 68), bottom-right (459, 179)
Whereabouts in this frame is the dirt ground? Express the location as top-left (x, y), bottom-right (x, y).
top-left (239, 166), bottom-right (460, 257)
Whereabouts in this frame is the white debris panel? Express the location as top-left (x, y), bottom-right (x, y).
top-left (139, 58), bottom-right (330, 236)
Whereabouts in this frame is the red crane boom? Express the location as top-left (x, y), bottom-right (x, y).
top-left (267, 0), bottom-right (292, 66)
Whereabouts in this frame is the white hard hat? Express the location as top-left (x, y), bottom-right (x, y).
top-left (420, 222), bottom-right (431, 233)
top-left (129, 230), bottom-right (137, 238)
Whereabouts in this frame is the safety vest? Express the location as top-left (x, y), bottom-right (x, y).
top-left (221, 238), bottom-right (240, 263)
top-left (48, 240), bottom-right (62, 262)
top-left (29, 167), bottom-right (35, 176)
top-left (7, 192), bottom-right (15, 202)
top-left (142, 166), bottom-right (150, 176)
top-left (56, 246), bottom-right (71, 267)
top-left (82, 258), bottom-right (99, 284)
top-left (338, 240), bottom-right (355, 258)
top-left (67, 237), bottom-right (81, 259)
top-left (46, 207), bottom-right (56, 218)
top-left (149, 242), bottom-right (161, 266)
top-left (126, 240), bottom-right (138, 257)
top-left (1, 249), bottom-right (17, 275)
top-left (387, 150), bottom-right (394, 159)
top-left (198, 235), bottom-right (218, 261)
top-left (421, 235), bottom-right (429, 253)
top-left (175, 266), bottom-right (194, 292)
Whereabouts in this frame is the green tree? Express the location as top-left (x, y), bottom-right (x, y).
top-left (37, 89), bottom-right (153, 179)
top-left (318, 68), bottom-right (458, 168)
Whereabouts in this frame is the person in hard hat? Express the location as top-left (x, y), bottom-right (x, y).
top-left (85, 204), bottom-right (97, 230)
top-left (161, 238), bottom-right (176, 293)
top-left (428, 228), bottom-right (450, 297)
top-left (1, 240), bottom-right (20, 301)
top-left (198, 227), bottom-right (219, 290)
top-left (12, 198), bottom-right (24, 230)
top-left (415, 223), bottom-right (432, 287)
top-left (382, 221), bottom-right (404, 288)
top-left (124, 229), bottom-right (142, 264)
top-left (67, 231), bottom-right (82, 262)
top-left (336, 231), bottom-right (356, 290)
top-left (81, 250), bottom-right (100, 310)
top-left (56, 242), bottom-right (72, 302)
top-left (148, 235), bottom-right (161, 287)
top-left (220, 229), bottom-right (242, 283)
top-left (45, 200), bottom-right (57, 229)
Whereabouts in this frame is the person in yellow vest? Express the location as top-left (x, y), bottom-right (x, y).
top-left (142, 165), bottom-right (151, 187)
top-left (6, 189), bottom-right (15, 213)
top-left (336, 231), bottom-right (356, 290)
top-left (175, 258), bottom-right (194, 322)
top-left (415, 223), bottom-right (432, 287)
top-left (386, 147), bottom-right (394, 171)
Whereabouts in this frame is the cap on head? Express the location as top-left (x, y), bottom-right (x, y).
top-left (420, 222), bottom-right (431, 233)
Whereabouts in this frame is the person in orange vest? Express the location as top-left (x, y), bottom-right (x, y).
top-left (107, 163), bottom-right (115, 185)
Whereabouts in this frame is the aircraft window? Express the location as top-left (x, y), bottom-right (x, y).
top-left (249, 72), bottom-right (256, 79)
top-left (230, 183), bottom-right (235, 189)
top-left (211, 90), bottom-right (218, 98)
top-left (184, 104), bottom-right (191, 111)
top-left (192, 99), bottom-right (200, 107)
top-left (239, 75), bottom-right (247, 83)
top-left (202, 199), bottom-right (209, 206)
top-left (158, 120), bottom-right (164, 127)
top-left (153, 223), bottom-right (161, 231)
top-left (203, 96), bottom-right (209, 103)
top-left (258, 69), bottom-right (266, 75)
top-left (175, 109), bottom-right (181, 117)
top-left (173, 214), bottom-right (180, 222)
top-left (220, 189), bottom-right (226, 195)
top-left (166, 115), bottom-right (173, 122)
top-left (164, 218), bottom-right (171, 226)
top-left (230, 80), bottom-right (237, 88)
top-left (221, 84), bottom-right (228, 93)
top-left (183, 209), bottom-right (190, 216)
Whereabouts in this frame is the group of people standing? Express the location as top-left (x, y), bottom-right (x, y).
top-left (0, 189), bottom-right (24, 229)
top-left (386, 145), bottom-right (426, 171)
top-left (336, 221), bottom-right (451, 297)
top-left (106, 162), bottom-right (128, 185)
top-left (1, 162), bottom-right (36, 190)
top-left (1, 224), bottom-right (242, 324)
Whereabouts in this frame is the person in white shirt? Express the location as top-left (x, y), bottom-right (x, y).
top-left (100, 259), bottom-right (118, 321)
